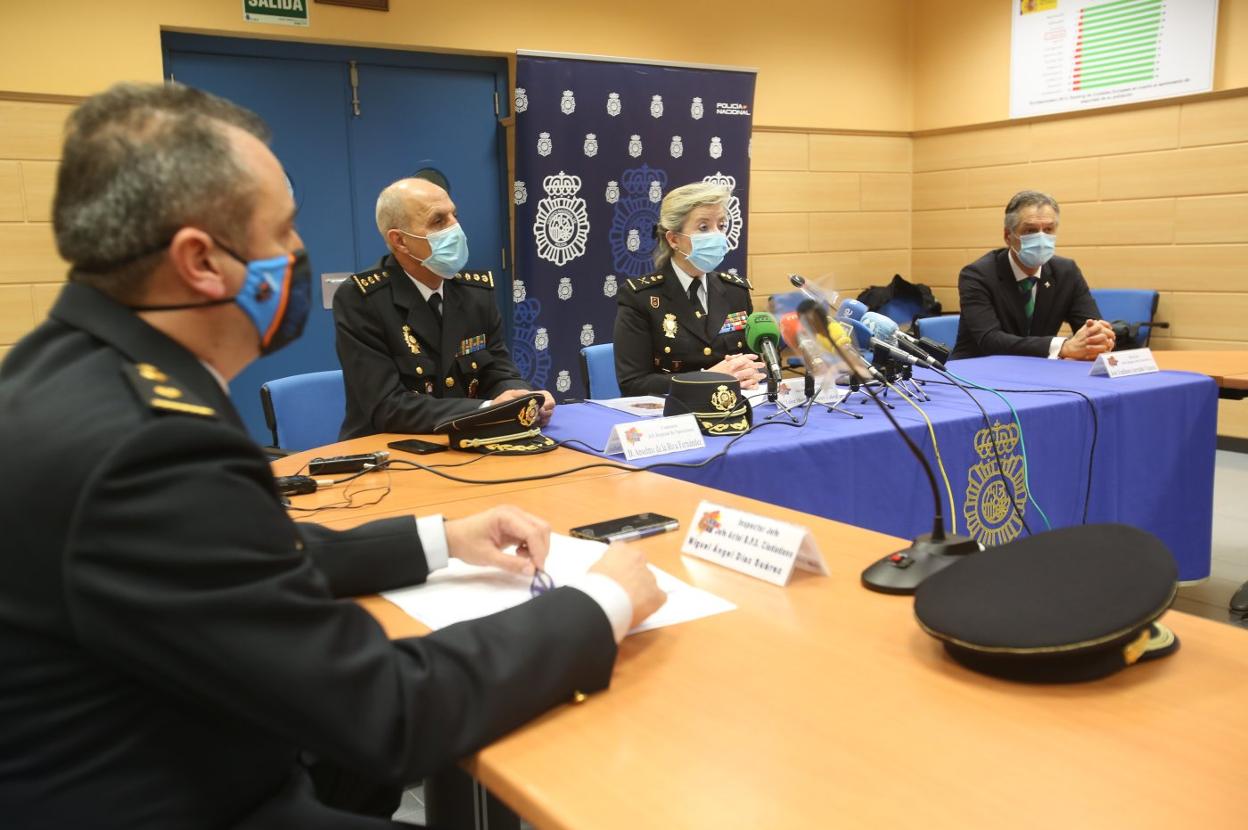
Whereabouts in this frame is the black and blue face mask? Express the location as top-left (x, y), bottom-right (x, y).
top-left (128, 240), bottom-right (312, 356)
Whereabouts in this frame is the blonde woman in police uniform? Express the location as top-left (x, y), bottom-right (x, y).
top-left (334, 178), bottom-right (554, 439)
top-left (612, 182), bottom-right (764, 397)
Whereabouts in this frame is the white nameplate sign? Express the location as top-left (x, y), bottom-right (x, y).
top-left (1089, 348), bottom-right (1159, 378)
top-left (604, 413), bottom-right (705, 461)
top-left (681, 500), bottom-right (828, 587)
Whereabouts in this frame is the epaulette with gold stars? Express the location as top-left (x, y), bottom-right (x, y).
top-left (122, 362), bottom-right (217, 419)
top-left (716, 271), bottom-right (752, 290)
top-left (453, 270), bottom-right (495, 288)
top-left (350, 269), bottom-right (390, 295)
top-left (626, 273), bottom-right (665, 292)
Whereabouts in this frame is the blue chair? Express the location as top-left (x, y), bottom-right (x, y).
top-left (1089, 289), bottom-right (1160, 346)
top-left (259, 370), bottom-right (346, 452)
top-left (579, 343), bottom-right (621, 399)
top-left (767, 290), bottom-right (810, 316)
top-left (878, 296), bottom-right (924, 328)
top-left (916, 314), bottom-right (960, 351)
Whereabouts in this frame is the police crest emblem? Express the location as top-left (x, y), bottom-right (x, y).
top-left (512, 278), bottom-right (527, 304)
top-left (534, 327), bottom-right (549, 351)
top-left (628, 134), bottom-right (643, 158)
top-left (556, 369), bottom-right (572, 393)
top-left (702, 172), bottom-right (743, 252)
top-left (533, 171), bottom-right (589, 266)
top-left (579, 323), bottom-right (595, 347)
top-left (607, 91), bottom-right (622, 116)
top-left (583, 133), bottom-right (598, 157)
top-left (605, 180), bottom-right (620, 204)
top-left (648, 181), bottom-right (662, 203)
top-left (537, 131), bottom-right (552, 157)
top-left (691, 96), bottom-right (704, 119)
top-left (670, 135), bottom-right (683, 158)
top-left (557, 276), bottom-right (573, 301)
top-left (963, 421), bottom-right (1028, 547)
top-left (709, 136), bottom-right (723, 159)
top-left (513, 180), bottom-right (527, 206)
top-left (650, 94), bottom-right (664, 118)
top-left (609, 165), bottom-right (667, 277)
top-left (402, 325), bottom-right (421, 355)
top-left (710, 385), bottom-right (737, 412)
top-left (560, 89), bottom-right (576, 114)
top-left (662, 313), bottom-right (678, 338)
top-left (514, 87), bottom-right (529, 113)
top-left (603, 274), bottom-right (618, 298)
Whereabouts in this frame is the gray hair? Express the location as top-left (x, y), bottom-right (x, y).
top-left (653, 182), bottom-right (732, 269)
top-left (55, 82), bottom-right (270, 300)
top-left (1004, 190), bottom-right (1060, 234)
top-left (375, 179), bottom-right (414, 238)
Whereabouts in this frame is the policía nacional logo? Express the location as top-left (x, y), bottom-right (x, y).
top-left (710, 384), bottom-right (738, 412)
top-left (609, 165), bottom-right (667, 277)
top-left (512, 278), bottom-right (527, 304)
top-left (670, 135), bottom-right (683, 159)
top-left (626, 229), bottom-right (641, 251)
top-left (691, 96), bottom-right (704, 120)
top-left (537, 131), bottom-right (552, 157)
top-left (513, 180), bottom-right (527, 206)
top-left (514, 87), bottom-right (528, 113)
top-left (583, 133), bottom-right (598, 157)
top-left (650, 94), bottom-right (664, 118)
top-left (560, 89), bottom-right (576, 114)
top-left (709, 136), bottom-right (723, 159)
top-left (556, 369), bottom-right (572, 393)
top-left (702, 172), bottom-right (743, 252)
top-left (648, 180), bottom-right (663, 203)
top-left (603, 274), bottom-right (618, 297)
top-left (579, 323), bottom-right (595, 347)
top-left (605, 180), bottom-right (620, 204)
top-left (628, 134), bottom-right (643, 158)
top-left (535, 326), bottom-right (550, 351)
top-left (557, 276), bottom-right (573, 301)
top-left (963, 421), bottom-right (1028, 548)
top-left (533, 171), bottom-right (590, 267)
top-left (607, 92), bottom-right (622, 116)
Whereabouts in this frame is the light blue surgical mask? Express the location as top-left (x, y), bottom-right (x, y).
top-left (402, 223), bottom-right (469, 278)
top-left (1015, 231), bottom-right (1056, 269)
top-left (677, 230), bottom-right (729, 273)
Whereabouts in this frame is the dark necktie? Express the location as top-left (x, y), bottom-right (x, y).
top-left (428, 292), bottom-right (443, 324)
top-left (687, 277), bottom-right (703, 313)
top-left (1019, 277), bottom-right (1037, 322)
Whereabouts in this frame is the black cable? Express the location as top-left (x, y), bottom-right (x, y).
top-left (928, 369), bottom-right (1033, 536)
top-left (860, 383), bottom-right (948, 537)
top-left (920, 378), bottom-right (1099, 525)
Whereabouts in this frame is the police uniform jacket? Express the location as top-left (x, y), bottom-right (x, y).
top-left (334, 254), bottom-right (531, 439)
top-left (0, 282), bottom-right (616, 829)
top-left (952, 248), bottom-right (1101, 360)
top-left (612, 261), bottom-right (754, 397)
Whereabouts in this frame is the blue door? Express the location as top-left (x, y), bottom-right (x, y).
top-left (163, 34), bottom-right (509, 444)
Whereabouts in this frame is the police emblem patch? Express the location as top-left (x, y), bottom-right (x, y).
top-left (662, 313), bottom-right (678, 338)
top-left (514, 87), bottom-right (528, 113)
top-left (556, 369), bottom-right (572, 393)
top-left (964, 422), bottom-right (1028, 548)
top-left (603, 274), bottom-right (618, 298)
top-left (626, 229), bottom-right (641, 252)
top-left (402, 324), bottom-right (421, 355)
top-left (514, 180), bottom-right (527, 206)
top-left (605, 180), bottom-right (620, 204)
top-left (519, 399), bottom-right (539, 427)
top-left (512, 278), bottom-right (527, 304)
top-left (557, 277), bottom-right (573, 301)
top-left (710, 385), bottom-right (737, 412)
top-left (583, 133), bottom-right (598, 157)
top-left (691, 96), bottom-right (704, 119)
top-left (607, 91), bottom-right (622, 116)
top-left (535, 327), bottom-right (549, 351)
top-left (579, 323), bottom-right (595, 347)
top-left (537, 131), bottom-right (552, 157)
top-left (670, 136), bottom-right (683, 158)
top-left (533, 171), bottom-right (589, 267)
top-left (709, 136), bottom-right (723, 159)
top-left (628, 134), bottom-right (643, 158)
top-left (560, 89), bottom-right (576, 115)
top-left (650, 94), bottom-right (664, 118)
top-left (648, 180), bottom-right (662, 203)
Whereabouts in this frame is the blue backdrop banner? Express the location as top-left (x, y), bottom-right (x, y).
top-left (511, 54), bottom-right (757, 397)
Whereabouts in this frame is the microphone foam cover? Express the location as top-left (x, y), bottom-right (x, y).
top-left (745, 311), bottom-right (781, 353)
top-left (837, 299), bottom-right (868, 321)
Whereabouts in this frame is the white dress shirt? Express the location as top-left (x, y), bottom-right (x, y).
top-left (671, 259), bottom-right (706, 314)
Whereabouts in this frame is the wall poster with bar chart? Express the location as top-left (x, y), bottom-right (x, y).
top-left (1009, 0), bottom-right (1218, 119)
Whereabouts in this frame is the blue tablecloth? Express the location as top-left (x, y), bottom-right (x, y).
top-left (544, 357), bottom-right (1217, 581)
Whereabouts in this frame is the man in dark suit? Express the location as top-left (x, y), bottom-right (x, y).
top-left (952, 190), bottom-right (1115, 360)
top-left (335, 178), bottom-right (555, 439)
top-left (0, 82), bottom-right (662, 829)
top-left (613, 182), bottom-right (763, 396)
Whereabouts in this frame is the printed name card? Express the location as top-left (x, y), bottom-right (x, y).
top-left (604, 413), bottom-right (705, 461)
top-left (681, 500), bottom-right (828, 586)
top-left (1089, 348), bottom-right (1159, 378)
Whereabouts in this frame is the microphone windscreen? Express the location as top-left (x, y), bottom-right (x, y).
top-left (779, 312), bottom-right (802, 349)
top-left (745, 311), bottom-right (781, 353)
top-left (843, 318), bottom-right (874, 351)
top-left (837, 299), bottom-right (868, 321)
top-left (860, 311), bottom-right (899, 342)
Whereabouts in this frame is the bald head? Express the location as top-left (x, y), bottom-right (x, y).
top-left (376, 177), bottom-right (451, 239)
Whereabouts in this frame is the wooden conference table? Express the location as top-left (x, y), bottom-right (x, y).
top-left (281, 436), bottom-right (1248, 829)
top-left (1153, 350), bottom-right (1248, 398)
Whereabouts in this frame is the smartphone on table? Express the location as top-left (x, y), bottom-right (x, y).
top-left (387, 438), bottom-right (448, 455)
top-left (569, 513), bottom-right (679, 543)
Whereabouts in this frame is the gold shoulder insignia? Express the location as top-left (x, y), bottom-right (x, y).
top-left (717, 271), bottom-right (751, 290)
top-left (122, 363), bottom-right (217, 419)
top-left (351, 270), bottom-right (390, 295)
top-left (628, 273), bottom-right (665, 291)
top-left (454, 270), bottom-right (495, 288)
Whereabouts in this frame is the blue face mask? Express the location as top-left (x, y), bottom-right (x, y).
top-left (1015, 231), bottom-right (1056, 269)
top-left (677, 230), bottom-right (729, 273)
top-left (129, 241), bottom-right (311, 356)
top-left (403, 223), bottom-right (470, 279)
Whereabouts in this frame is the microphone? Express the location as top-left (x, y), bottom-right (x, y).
top-left (788, 274), bottom-right (839, 309)
top-left (307, 450), bottom-right (390, 475)
top-left (274, 475), bottom-right (336, 496)
top-left (745, 311), bottom-right (785, 390)
top-left (836, 299), bottom-right (868, 322)
top-left (780, 312), bottom-right (817, 400)
top-left (860, 312), bottom-right (945, 370)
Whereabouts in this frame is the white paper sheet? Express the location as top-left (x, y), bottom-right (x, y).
top-left (381, 533), bottom-right (735, 636)
top-left (590, 396), bottom-right (668, 418)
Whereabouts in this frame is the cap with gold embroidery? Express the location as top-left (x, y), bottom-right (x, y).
top-left (122, 362), bottom-right (217, 419)
top-left (662, 371), bottom-right (752, 436)
top-left (434, 392), bottom-right (556, 454)
top-left (914, 524), bottom-right (1180, 683)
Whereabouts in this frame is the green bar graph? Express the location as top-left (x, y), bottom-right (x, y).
top-left (1074, 0), bottom-right (1162, 92)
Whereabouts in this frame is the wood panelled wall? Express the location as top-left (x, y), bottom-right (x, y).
top-left (910, 93), bottom-right (1248, 438)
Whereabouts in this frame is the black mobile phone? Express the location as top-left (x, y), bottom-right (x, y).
top-left (387, 438), bottom-right (449, 455)
top-left (569, 513), bottom-right (680, 542)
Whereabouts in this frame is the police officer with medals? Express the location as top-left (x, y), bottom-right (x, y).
top-left (613, 182), bottom-right (764, 397)
top-left (334, 177), bottom-right (556, 439)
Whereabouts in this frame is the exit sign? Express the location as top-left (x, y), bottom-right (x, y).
top-left (243, 0), bottom-right (309, 27)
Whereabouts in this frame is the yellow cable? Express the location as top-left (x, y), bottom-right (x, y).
top-left (885, 380), bottom-right (958, 536)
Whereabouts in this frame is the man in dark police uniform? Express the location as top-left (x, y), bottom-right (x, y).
top-left (0, 82), bottom-right (661, 829)
top-left (334, 177), bottom-right (555, 439)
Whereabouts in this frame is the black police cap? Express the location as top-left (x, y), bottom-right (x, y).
top-left (662, 371), bottom-right (753, 436)
top-left (914, 524), bottom-right (1180, 683)
top-left (434, 392), bottom-right (556, 455)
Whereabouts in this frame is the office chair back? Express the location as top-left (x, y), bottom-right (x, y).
top-left (1089, 289), bottom-right (1160, 346)
top-left (580, 343), bottom-right (621, 399)
top-left (916, 314), bottom-right (960, 351)
top-left (259, 369), bottom-right (346, 452)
